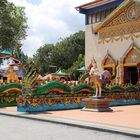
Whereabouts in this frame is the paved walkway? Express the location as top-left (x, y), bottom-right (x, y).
top-left (0, 105), bottom-right (140, 137)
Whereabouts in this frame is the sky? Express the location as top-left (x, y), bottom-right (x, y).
top-left (7, 0), bottom-right (92, 56)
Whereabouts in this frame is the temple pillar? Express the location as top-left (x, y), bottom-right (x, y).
top-left (116, 60), bottom-right (124, 85)
top-left (119, 64), bottom-right (124, 85)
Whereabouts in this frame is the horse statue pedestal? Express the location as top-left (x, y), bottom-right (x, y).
top-left (82, 96), bottom-right (113, 112)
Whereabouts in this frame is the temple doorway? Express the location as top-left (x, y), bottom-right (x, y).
top-left (124, 66), bottom-right (138, 85)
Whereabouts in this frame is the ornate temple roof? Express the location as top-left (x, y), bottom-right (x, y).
top-left (95, 0), bottom-right (140, 32)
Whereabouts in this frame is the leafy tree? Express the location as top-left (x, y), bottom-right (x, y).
top-left (33, 44), bottom-right (55, 75)
top-left (33, 31), bottom-right (85, 75)
top-left (67, 54), bottom-right (85, 80)
top-left (0, 0), bottom-right (27, 51)
top-left (67, 54), bottom-right (85, 73)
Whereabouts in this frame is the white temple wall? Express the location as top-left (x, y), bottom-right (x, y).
top-left (85, 24), bottom-right (140, 73)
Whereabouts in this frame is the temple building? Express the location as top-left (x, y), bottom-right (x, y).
top-left (76, 0), bottom-right (140, 85)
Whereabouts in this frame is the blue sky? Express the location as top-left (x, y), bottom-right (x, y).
top-left (26, 0), bottom-right (41, 5)
top-left (8, 0), bottom-right (92, 56)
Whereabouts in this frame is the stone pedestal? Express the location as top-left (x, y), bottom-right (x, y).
top-left (82, 96), bottom-right (113, 112)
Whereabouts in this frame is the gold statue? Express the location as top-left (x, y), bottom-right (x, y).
top-left (7, 67), bottom-right (19, 83)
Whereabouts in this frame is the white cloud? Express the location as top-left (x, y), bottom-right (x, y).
top-left (8, 0), bottom-right (91, 56)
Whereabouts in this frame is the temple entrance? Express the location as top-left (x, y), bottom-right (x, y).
top-left (124, 66), bottom-right (138, 85)
top-left (102, 52), bottom-right (116, 84)
top-left (120, 42), bottom-right (140, 85)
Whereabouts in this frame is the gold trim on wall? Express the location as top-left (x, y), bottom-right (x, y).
top-left (98, 21), bottom-right (140, 44)
top-left (98, 32), bottom-right (140, 44)
top-left (97, 3), bottom-right (140, 44)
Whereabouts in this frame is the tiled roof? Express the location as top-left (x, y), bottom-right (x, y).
top-left (0, 50), bottom-right (12, 55)
top-left (76, 0), bottom-right (116, 10)
top-left (77, 66), bottom-right (88, 71)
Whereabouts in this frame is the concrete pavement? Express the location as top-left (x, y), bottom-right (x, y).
top-left (1, 115), bottom-right (138, 140)
top-left (0, 105), bottom-right (140, 138)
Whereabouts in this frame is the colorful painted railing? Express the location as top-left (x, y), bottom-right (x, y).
top-left (0, 83), bottom-right (22, 107)
top-left (17, 93), bottom-right (92, 112)
top-left (105, 92), bottom-right (140, 106)
top-left (0, 81), bottom-right (140, 111)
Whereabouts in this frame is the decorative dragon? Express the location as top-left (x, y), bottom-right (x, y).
top-left (13, 44), bottom-right (39, 95)
top-left (0, 44), bottom-right (39, 95)
top-left (0, 44), bottom-right (94, 97)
